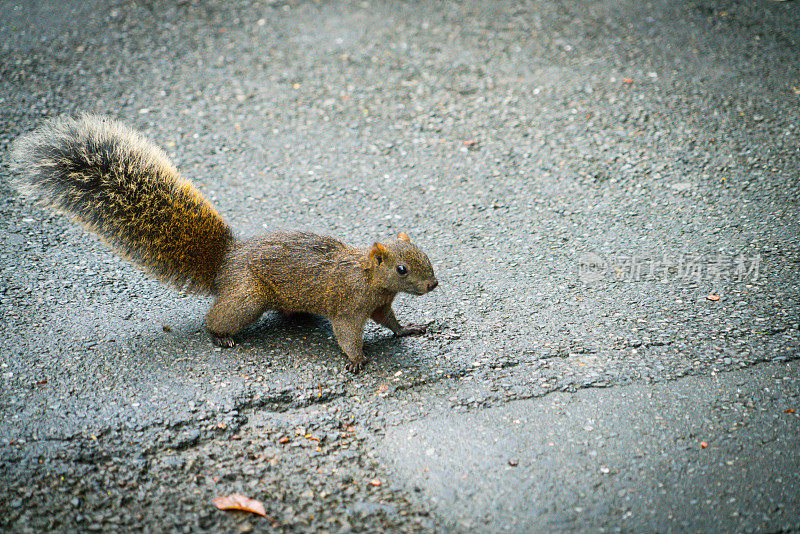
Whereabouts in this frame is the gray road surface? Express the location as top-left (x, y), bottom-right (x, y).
top-left (1, 0), bottom-right (798, 532)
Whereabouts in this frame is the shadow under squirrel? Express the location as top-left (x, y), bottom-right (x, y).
top-left (11, 115), bottom-right (438, 373)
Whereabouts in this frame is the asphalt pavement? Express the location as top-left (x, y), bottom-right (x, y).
top-left (1, 0), bottom-right (798, 532)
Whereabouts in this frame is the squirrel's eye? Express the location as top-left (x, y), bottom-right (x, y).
top-left (396, 265), bottom-right (408, 276)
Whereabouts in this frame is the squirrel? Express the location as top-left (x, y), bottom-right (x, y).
top-left (10, 114), bottom-right (438, 373)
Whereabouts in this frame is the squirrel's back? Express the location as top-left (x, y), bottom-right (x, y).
top-left (11, 115), bottom-right (233, 293)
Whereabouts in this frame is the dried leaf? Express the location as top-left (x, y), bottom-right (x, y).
top-left (706, 294), bottom-right (720, 301)
top-left (213, 494), bottom-right (267, 517)
top-left (369, 478), bottom-right (382, 487)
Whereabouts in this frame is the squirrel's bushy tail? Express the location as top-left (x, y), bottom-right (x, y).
top-left (11, 114), bottom-right (233, 294)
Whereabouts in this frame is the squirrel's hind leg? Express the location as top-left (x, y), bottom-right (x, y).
top-left (205, 281), bottom-right (270, 347)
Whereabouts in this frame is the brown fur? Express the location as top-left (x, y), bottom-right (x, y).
top-left (12, 115), bottom-right (438, 372)
top-left (10, 115), bottom-right (232, 293)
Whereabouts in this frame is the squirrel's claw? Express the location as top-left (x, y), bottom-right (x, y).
top-left (395, 323), bottom-right (428, 337)
top-left (345, 358), bottom-right (367, 374)
top-left (208, 331), bottom-right (235, 348)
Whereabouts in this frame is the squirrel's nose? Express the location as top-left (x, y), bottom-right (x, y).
top-left (427, 280), bottom-right (438, 292)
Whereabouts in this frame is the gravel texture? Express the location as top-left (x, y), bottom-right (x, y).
top-left (1, 0), bottom-right (799, 532)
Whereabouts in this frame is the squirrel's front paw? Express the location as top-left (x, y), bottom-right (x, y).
top-left (396, 323), bottom-right (428, 337)
top-left (208, 331), bottom-right (235, 348)
top-left (345, 358), bottom-right (367, 374)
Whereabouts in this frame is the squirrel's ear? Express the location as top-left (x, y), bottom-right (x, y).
top-left (369, 242), bottom-right (389, 265)
top-left (397, 232), bottom-right (410, 242)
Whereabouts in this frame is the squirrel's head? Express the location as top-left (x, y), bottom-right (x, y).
top-left (368, 233), bottom-right (438, 295)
